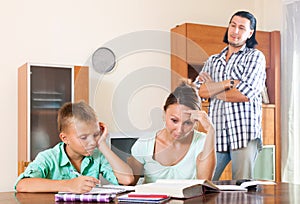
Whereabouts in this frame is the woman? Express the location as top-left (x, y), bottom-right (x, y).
top-left (127, 82), bottom-right (216, 184)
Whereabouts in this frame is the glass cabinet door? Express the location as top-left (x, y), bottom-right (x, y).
top-left (30, 65), bottom-right (73, 160)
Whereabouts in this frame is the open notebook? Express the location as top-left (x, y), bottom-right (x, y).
top-left (58, 184), bottom-right (134, 195)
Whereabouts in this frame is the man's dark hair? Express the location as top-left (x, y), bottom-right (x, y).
top-left (223, 11), bottom-right (258, 48)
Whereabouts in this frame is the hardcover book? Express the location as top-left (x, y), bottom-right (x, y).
top-left (134, 179), bottom-right (219, 199)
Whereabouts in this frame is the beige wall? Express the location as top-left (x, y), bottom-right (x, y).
top-left (0, 0), bottom-right (282, 191)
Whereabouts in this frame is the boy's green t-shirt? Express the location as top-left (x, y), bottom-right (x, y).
top-left (15, 142), bottom-right (118, 189)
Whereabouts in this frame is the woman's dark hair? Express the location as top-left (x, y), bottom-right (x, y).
top-left (223, 11), bottom-right (258, 48)
top-left (163, 82), bottom-right (201, 111)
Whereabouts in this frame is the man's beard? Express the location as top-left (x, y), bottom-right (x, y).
top-left (228, 41), bottom-right (244, 48)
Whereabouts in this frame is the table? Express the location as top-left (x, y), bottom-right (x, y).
top-left (1, 182), bottom-right (300, 204)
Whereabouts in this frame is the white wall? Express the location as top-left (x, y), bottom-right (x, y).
top-left (0, 0), bottom-right (282, 191)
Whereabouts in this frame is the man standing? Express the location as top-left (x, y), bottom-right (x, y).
top-left (194, 11), bottom-right (266, 180)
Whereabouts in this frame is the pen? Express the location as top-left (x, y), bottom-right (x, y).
top-left (98, 174), bottom-right (105, 187)
top-left (70, 169), bottom-right (102, 187)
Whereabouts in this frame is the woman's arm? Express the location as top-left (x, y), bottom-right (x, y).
top-left (188, 110), bottom-right (216, 180)
top-left (196, 118), bottom-right (216, 180)
top-left (97, 123), bottom-right (134, 185)
top-left (196, 149), bottom-right (216, 180)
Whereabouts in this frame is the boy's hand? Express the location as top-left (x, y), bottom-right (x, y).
top-left (66, 176), bottom-right (99, 194)
top-left (97, 122), bottom-right (108, 150)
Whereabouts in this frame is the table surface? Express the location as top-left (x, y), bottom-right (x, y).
top-left (2, 182), bottom-right (300, 204)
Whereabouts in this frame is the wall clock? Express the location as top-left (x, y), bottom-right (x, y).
top-left (92, 47), bottom-right (116, 73)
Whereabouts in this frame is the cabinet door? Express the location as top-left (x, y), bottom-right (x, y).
top-left (262, 105), bottom-right (275, 145)
top-left (30, 65), bottom-right (73, 160)
top-left (18, 63), bottom-right (89, 175)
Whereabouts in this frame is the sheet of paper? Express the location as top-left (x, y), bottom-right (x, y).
top-left (102, 184), bottom-right (136, 192)
top-left (240, 180), bottom-right (276, 188)
top-left (216, 185), bottom-right (247, 191)
top-left (59, 186), bottom-right (126, 194)
top-left (88, 186), bottom-right (126, 194)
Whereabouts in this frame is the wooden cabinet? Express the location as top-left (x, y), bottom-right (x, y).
top-left (171, 23), bottom-right (281, 181)
top-left (18, 63), bottom-right (89, 175)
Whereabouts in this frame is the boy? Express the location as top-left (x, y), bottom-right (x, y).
top-left (15, 101), bottom-right (134, 193)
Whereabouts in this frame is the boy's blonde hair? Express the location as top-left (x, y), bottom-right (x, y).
top-left (57, 101), bottom-right (98, 132)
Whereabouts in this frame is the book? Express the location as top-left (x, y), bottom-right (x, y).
top-left (58, 185), bottom-right (127, 194)
top-left (54, 193), bottom-right (115, 202)
top-left (134, 179), bottom-right (219, 199)
top-left (240, 180), bottom-right (276, 188)
top-left (216, 180), bottom-right (276, 192)
top-left (118, 193), bottom-right (170, 203)
top-left (55, 185), bottom-right (128, 202)
top-left (215, 184), bottom-right (248, 191)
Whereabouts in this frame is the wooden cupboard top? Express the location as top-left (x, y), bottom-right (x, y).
top-left (172, 23), bottom-right (273, 68)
